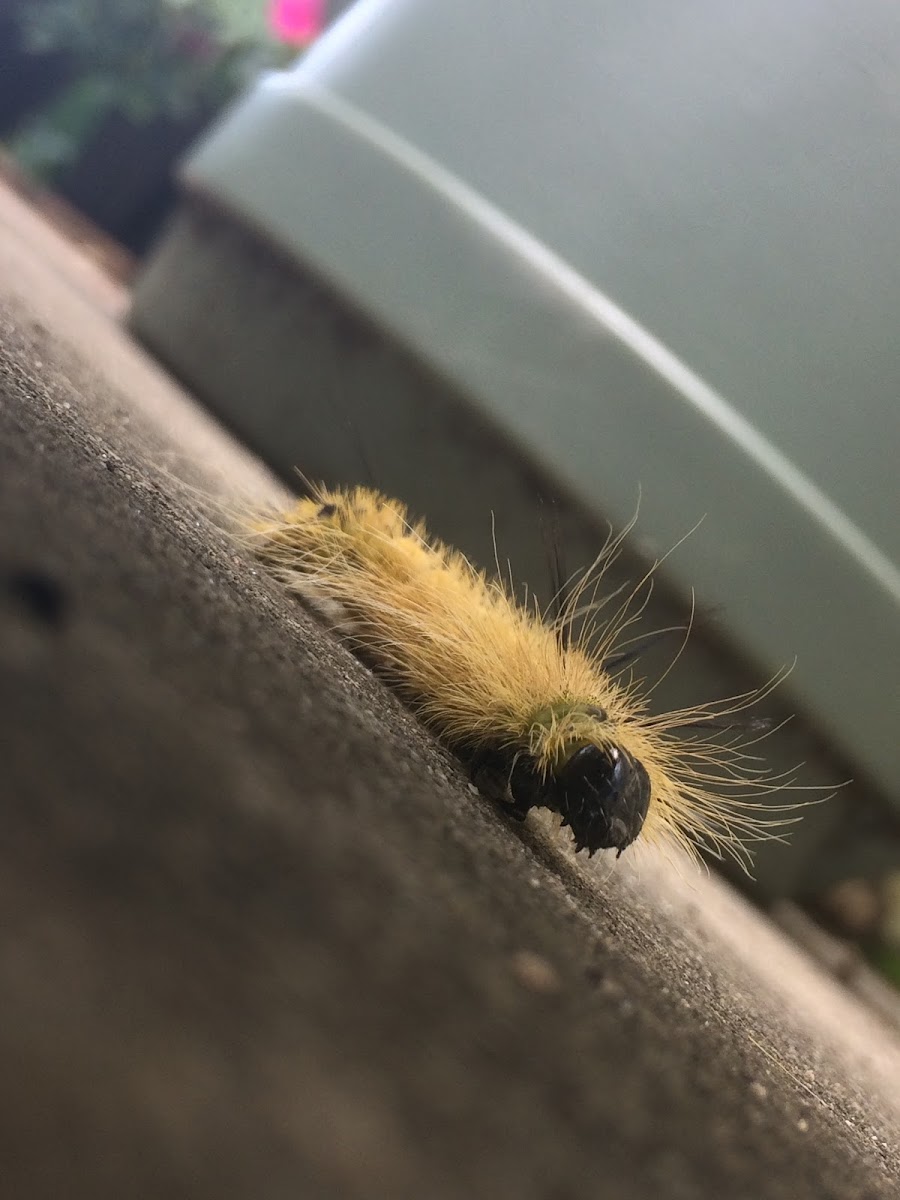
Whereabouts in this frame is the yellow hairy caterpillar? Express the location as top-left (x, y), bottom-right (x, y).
top-left (247, 484), bottom-right (792, 867)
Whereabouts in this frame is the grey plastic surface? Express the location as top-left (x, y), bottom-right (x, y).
top-left (170, 0), bottom-right (898, 804)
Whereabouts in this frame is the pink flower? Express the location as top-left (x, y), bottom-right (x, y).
top-left (269, 0), bottom-right (325, 44)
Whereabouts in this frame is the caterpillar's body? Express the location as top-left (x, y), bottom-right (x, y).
top-left (249, 485), bottom-right (789, 866)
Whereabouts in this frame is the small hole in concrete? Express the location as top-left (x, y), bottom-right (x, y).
top-left (6, 569), bottom-right (68, 629)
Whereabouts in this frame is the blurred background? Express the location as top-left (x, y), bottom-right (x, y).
top-left (0, 0), bottom-right (352, 254)
top-left (2, 0), bottom-right (899, 997)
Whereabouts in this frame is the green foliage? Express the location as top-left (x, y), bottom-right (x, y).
top-left (16, 0), bottom-right (276, 124)
top-left (7, 0), bottom-right (285, 180)
top-left (8, 76), bottom-right (118, 179)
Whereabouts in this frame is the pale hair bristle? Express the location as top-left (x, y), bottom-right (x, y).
top-left (245, 484), bottom-right (813, 871)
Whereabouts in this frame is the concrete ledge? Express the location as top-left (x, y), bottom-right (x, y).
top-left (1, 183), bottom-right (899, 1198)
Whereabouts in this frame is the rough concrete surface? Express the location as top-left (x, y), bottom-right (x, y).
top-left (1, 182), bottom-right (898, 1199)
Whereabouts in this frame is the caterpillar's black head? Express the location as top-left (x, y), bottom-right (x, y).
top-left (553, 745), bottom-right (651, 856)
top-left (471, 742), bottom-right (651, 857)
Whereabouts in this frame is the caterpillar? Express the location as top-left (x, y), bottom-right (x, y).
top-left (246, 484), bottom-right (794, 868)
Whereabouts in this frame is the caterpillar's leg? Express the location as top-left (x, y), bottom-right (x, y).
top-left (468, 748), bottom-right (542, 823)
